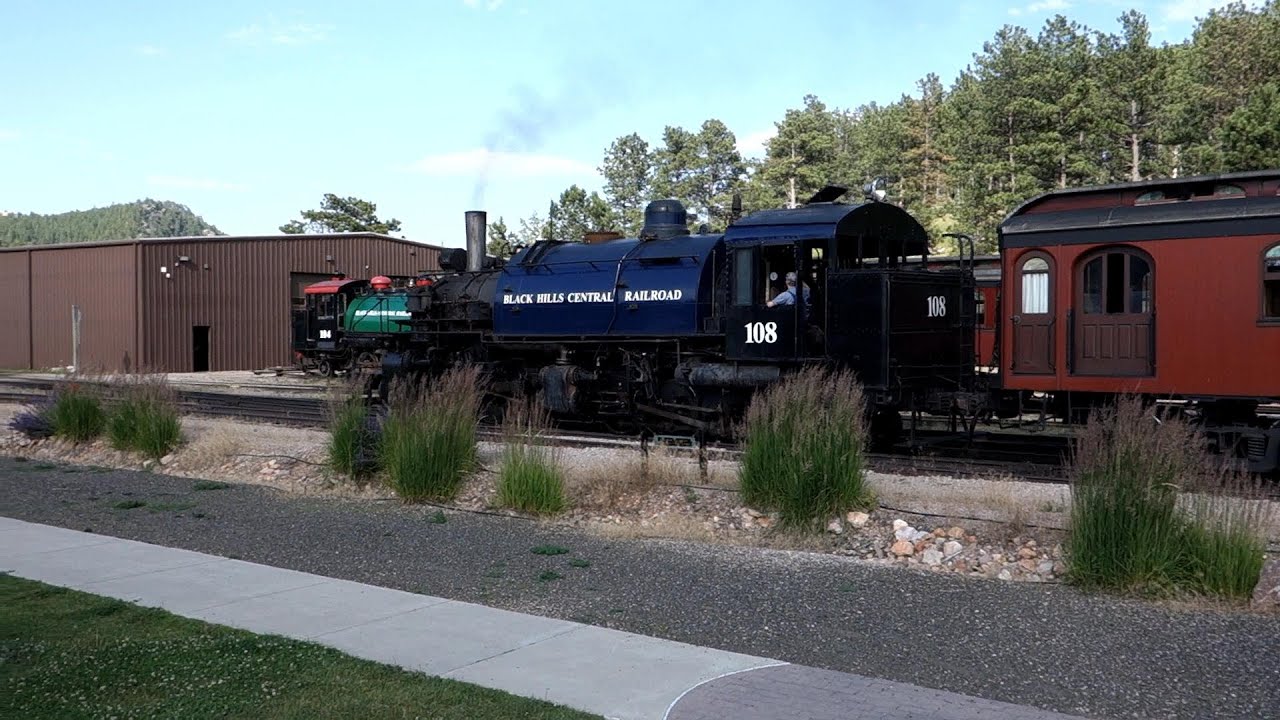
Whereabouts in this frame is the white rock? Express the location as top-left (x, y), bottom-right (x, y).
top-left (746, 508), bottom-right (763, 518)
top-left (1037, 560), bottom-right (1055, 575)
top-left (846, 511), bottom-right (870, 528)
top-left (892, 519), bottom-right (908, 531)
top-left (997, 569), bottom-right (1013, 581)
top-left (894, 526), bottom-right (915, 542)
top-left (911, 530), bottom-right (930, 542)
top-left (921, 548), bottom-right (944, 566)
top-left (159, 453), bottom-right (175, 466)
top-left (943, 540), bottom-right (964, 558)
top-left (826, 519), bottom-right (844, 535)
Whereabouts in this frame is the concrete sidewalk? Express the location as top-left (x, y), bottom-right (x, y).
top-left (0, 516), bottom-right (1095, 720)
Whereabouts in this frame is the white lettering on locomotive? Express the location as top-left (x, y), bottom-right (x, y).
top-left (623, 289), bottom-right (683, 302)
top-left (743, 322), bottom-right (778, 344)
top-left (503, 289), bottom-right (682, 305)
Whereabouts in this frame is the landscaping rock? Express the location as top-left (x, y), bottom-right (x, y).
top-left (826, 519), bottom-right (843, 535)
top-left (894, 525), bottom-right (915, 542)
top-left (159, 453), bottom-right (175, 466)
top-left (1017, 546), bottom-right (1038, 560)
top-left (947, 526), bottom-right (966, 539)
top-left (1251, 557), bottom-right (1280, 610)
top-left (846, 511), bottom-right (869, 527)
top-left (890, 540), bottom-right (914, 557)
top-left (892, 519), bottom-right (908, 531)
top-left (943, 540), bottom-right (963, 558)
top-left (997, 569), bottom-right (1013, 581)
top-left (921, 548), bottom-right (943, 566)
top-left (1037, 560), bottom-right (1056, 576)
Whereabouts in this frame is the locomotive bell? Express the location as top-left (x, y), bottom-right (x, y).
top-left (640, 199), bottom-right (690, 240)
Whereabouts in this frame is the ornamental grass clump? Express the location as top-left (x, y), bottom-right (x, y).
top-left (326, 387), bottom-right (379, 481)
top-left (379, 366), bottom-right (481, 503)
top-left (104, 374), bottom-right (183, 460)
top-left (48, 379), bottom-right (106, 444)
top-left (738, 366), bottom-right (873, 530)
top-left (1065, 396), bottom-right (1273, 599)
top-left (495, 399), bottom-right (566, 515)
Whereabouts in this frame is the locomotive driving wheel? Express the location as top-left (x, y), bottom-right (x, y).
top-left (316, 358), bottom-right (335, 378)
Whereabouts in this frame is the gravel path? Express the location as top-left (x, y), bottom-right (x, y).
top-left (2, 457), bottom-right (1277, 720)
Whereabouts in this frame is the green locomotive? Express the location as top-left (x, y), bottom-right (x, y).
top-left (290, 274), bottom-right (417, 376)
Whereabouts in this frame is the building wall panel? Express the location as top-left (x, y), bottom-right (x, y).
top-left (0, 250), bottom-right (33, 369)
top-left (29, 245), bottom-right (138, 372)
top-left (140, 235), bottom-right (436, 371)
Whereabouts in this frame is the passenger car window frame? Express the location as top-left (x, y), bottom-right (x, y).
top-left (1262, 242), bottom-right (1280, 325)
top-left (1017, 254), bottom-right (1051, 316)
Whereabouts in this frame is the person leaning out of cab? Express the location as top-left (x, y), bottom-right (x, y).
top-left (766, 271), bottom-right (811, 308)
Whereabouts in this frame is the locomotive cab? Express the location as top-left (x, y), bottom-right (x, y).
top-left (725, 187), bottom-right (975, 407)
top-left (292, 275), bottom-right (370, 376)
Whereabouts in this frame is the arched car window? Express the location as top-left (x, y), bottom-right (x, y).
top-left (1020, 257), bottom-right (1049, 314)
top-left (1265, 244), bottom-right (1280, 320)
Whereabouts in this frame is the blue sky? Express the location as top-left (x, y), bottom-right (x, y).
top-left (0, 0), bottom-right (1242, 250)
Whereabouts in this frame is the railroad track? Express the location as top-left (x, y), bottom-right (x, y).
top-left (0, 377), bottom-right (1066, 483)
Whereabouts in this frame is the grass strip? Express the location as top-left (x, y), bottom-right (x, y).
top-left (0, 574), bottom-right (600, 720)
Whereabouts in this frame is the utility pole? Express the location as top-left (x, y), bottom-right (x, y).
top-left (71, 305), bottom-right (82, 372)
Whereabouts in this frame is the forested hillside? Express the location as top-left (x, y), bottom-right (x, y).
top-left (0, 199), bottom-right (223, 246)
top-left (490, 2), bottom-right (1279, 255)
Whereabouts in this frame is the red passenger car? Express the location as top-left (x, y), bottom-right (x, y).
top-left (996, 169), bottom-right (1280, 472)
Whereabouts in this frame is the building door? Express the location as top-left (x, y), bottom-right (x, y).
top-left (192, 326), bottom-right (210, 372)
top-left (1011, 254), bottom-right (1054, 374)
top-left (1074, 248), bottom-right (1153, 376)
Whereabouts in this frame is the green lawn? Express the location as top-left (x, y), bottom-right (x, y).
top-left (0, 574), bottom-right (600, 720)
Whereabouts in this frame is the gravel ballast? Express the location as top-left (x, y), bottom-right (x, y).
top-left (2, 457), bottom-right (1277, 720)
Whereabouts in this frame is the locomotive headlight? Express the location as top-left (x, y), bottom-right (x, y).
top-left (864, 176), bottom-right (888, 202)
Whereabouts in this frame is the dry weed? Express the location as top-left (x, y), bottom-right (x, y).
top-left (183, 425), bottom-right (251, 470)
top-left (565, 454), bottom-right (651, 510)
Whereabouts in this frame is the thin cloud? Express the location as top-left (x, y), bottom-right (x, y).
top-left (1161, 0), bottom-right (1231, 22)
top-left (737, 128), bottom-right (777, 157)
top-left (0, 129), bottom-right (19, 142)
top-left (134, 44), bottom-right (165, 56)
top-left (147, 175), bottom-right (249, 192)
top-left (227, 19), bottom-right (331, 46)
top-left (411, 149), bottom-right (595, 178)
top-left (1008, 0), bottom-right (1070, 16)
top-left (463, 0), bottom-right (505, 9)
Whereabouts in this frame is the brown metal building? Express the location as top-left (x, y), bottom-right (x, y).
top-left (0, 233), bottom-right (441, 373)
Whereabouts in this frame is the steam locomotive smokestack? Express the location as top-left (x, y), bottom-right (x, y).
top-left (465, 210), bottom-right (486, 272)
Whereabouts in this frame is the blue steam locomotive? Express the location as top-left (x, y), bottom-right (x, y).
top-left (379, 185), bottom-right (976, 439)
